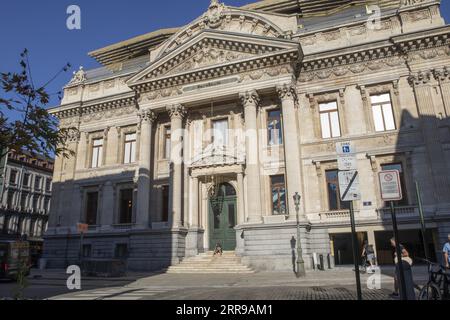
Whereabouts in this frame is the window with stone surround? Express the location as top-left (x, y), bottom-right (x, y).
top-left (20, 193), bottom-right (28, 208)
top-left (163, 126), bottom-right (171, 160)
top-left (23, 173), bottom-right (30, 187)
top-left (270, 175), bottom-right (286, 215)
top-left (91, 138), bottom-right (104, 168)
top-left (370, 93), bottom-right (396, 132)
top-left (326, 170), bottom-right (350, 211)
top-left (162, 185), bottom-right (169, 222)
top-left (319, 101), bottom-right (341, 139)
top-left (9, 169), bottom-right (17, 185)
top-left (34, 176), bottom-right (42, 190)
top-left (123, 133), bottom-right (137, 164)
top-left (212, 118), bottom-right (229, 147)
top-left (267, 109), bottom-right (283, 146)
top-left (85, 191), bottom-right (99, 225)
top-left (119, 189), bottom-right (133, 224)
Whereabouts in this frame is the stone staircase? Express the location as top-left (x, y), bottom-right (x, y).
top-left (166, 251), bottom-right (255, 274)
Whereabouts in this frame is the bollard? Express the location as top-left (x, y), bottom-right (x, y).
top-left (319, 254), bottom-right (324, 271)
top-left (327, 254), bottom-right (332, 269)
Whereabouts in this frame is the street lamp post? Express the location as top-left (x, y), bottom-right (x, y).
top-left (293, 192), bottom-right (306, 277)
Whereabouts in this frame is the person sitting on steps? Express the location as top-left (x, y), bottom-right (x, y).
top-left (213, 242), bottom-right (223, 256)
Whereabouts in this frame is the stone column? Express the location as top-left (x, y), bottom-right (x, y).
top-left (239, 90), bottom-right (262, 223)
top-left (167, 104), bottom-right (186, 228)
top-left (409, 71), bottom-right (450, 204)
top-left (434, 67), bottom-right (450, 118)
top-left (191, 176), bottom-right (199, 228)
top-left (135, 109), bottom-right (156, 228)
top-left (237, 172), bottom-right (245, 224)
top-left (276, 83), bottom-right (304, 219)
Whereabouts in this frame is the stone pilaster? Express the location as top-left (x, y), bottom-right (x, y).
top-left (409, 71), bottom-right (450, 204)
top-left (434, 66), bottom-right (450, 117)
top-left (239, 90), bottom-right (262, 223)
top-left (191, 176), bottom-right (199, 228)
top-left (167, 104), bottom-right (186, 228)
top-left (276, 83), bottom-right (305, 219)
top-left (135, 109), bottom-right (156, 229)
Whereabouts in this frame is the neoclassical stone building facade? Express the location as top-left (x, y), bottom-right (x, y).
top-left (44, 0), bottom-right (450, 271)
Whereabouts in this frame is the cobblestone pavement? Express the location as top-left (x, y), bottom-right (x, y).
top-left (143, 286), bottom-right (394, 300)
top-left (51, 285), bottom-right (393, 300)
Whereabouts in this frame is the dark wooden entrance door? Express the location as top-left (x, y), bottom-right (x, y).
top-left (209, 183), bottom-right (237, 251)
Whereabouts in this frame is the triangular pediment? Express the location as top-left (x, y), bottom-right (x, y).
top-left (127, 30), bottom-right (301, 89)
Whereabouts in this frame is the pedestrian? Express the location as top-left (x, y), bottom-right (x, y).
top-left (213, 242), bottom-right (223, 256)
top-left (361, 240), bottom-right (376, 273)
top-left (390, 238), bottom-right (416, 300)
top-left (443, 234), bottom-right (450, 269)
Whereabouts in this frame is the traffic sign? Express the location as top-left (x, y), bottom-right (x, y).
top-left (338, 155), bottom-right (358, 171)
top-left (77, 223), bottom-right (89, 233)
top-left (336, 141), bottom-right (356, 155)
top-left (338, 170), bottom-right (361, 201)
top-left (379, 170), bottom-right (403, 201)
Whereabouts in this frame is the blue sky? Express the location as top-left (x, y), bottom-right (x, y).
top-left (1, 0), bottom-right (449, 107)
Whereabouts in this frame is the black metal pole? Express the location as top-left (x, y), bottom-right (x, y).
top-left (349, 201), bottom-right (362, 300)
top-left (415, 181), bottom-right (430, 261)
top-left (390, 201), bottom-right (407, 300)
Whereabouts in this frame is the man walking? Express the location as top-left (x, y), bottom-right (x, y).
top-left (443, 234), bottom-right (450, 269)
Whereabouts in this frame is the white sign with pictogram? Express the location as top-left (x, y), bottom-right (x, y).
top-left (379, 170), bottom-right (403, 201)
top-left (338, 170), bottom-right (361, 201)
top-left (337, 141), bottom-right (358, 171)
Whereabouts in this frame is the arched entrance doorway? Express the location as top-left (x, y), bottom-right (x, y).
top-left (209, 183), bottom-right (237, 251)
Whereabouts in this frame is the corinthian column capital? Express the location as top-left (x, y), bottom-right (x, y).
top-left (139, 109), bottom-right (157, 124)
top-left (166, 104), bottom-right (186, 119)
top-left (433, 66), bottom-right (450, 83)
top-left (408, 70), bottom-right (433, 87)
top-left (239, 90), bottom-right (260, 107)
top-left (276, 83), bottom-right (298, 102)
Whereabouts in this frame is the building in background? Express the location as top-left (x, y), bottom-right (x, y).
top-left (44, 0), bottom-right (450, 271)
top-left (0, 150), bottom-right (54, 264)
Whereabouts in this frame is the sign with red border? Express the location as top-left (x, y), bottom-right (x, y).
top-left (379, 170), bottom-right (403, 201)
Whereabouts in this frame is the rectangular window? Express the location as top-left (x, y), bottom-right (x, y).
top-left (267, 109), bottom-right (283, 146)
top-left (371, 93), bottom-right (396, 132)
top-left (162, 185), bottom-right (169, 222)
top-left (212, 119), bottom-right (229, 147)
top-left (163, 126), bottom-right (171, 159)
top-left (326, 170), bottom-right (351, 211)
top-left (319, 101), bottom-right (341, 139)
top-left (45, 178), bottom-right (52, 192)
top-left (23, 173), bottom-right (30, 187)
top-left (9, 170), bottom-right (17, 184)
top-left (115, 244), bottom-right (128, 259)
top-left (44, 197), bottom-right (50, 212)
top-left (91, 138), bottom-right (103, 168)
top-left (32, 196), bottom-right (39, 211)
top-left (20, 193), bottom-right (28, 208)
top-left (119, 189), bottom-right (133, 224)
top-left (271, 175), bottom-right (286, 215)
top-left (85, 192), bottom-right (99, 226)
top-left (7, 191), bottom-right (14, 208)
top-left (123, 133), bottom-right (137, 164)
top-left (381, 163), bottom-right (408, 206)
top-left (34, 176), bottom-right (42, 190)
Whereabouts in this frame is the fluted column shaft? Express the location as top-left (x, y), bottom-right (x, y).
top-left (167, 104), bottom-right (186, 228)
top-left (277, 84), bottom-right (304, 219)
top-left (239, 90), bottom-right (262, 223)
top-left (135, 109), bottom-right (156, 228)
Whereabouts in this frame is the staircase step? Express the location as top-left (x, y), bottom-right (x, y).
top-left (165, 251), bottom-right (254, 274)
